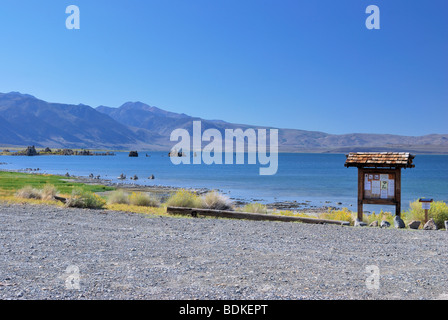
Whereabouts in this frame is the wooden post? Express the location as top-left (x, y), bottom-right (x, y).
top-left (419, 198), bottom-right (433, 223)
top-left (395, 168), bottom-right (401, 217)
top-left (357, 168), bottom-right (364, 221)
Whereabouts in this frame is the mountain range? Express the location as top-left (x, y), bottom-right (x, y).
top-left (1, 91), bottom-right (447, 153)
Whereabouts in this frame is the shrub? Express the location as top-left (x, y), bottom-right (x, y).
top-left (364, 210), bottom-right (395, 226)
top-left (15, 186), bottom-right (42, 200)
top-left (201, 191), bottom-right (233, 210)
top-left (405, 199), bottom-right (425, 223)
top-left (129, 192), bottom-right (160, 207)
top-left (65, 188), bottom-right (106, 209)
top-left (165, 189), bottom-right (203, 208)
top-left (318, 207), bottom-right (355, 224)
top-left (405, 200), bottom-right (448, 229)
top-left (41, 184), bottom-right (58, 201)
top-left (272, 209), bottom-right (315, 218)
top-left (107, 190), bottom-right (130, 205)
top-left (241, 203), bottom-right (268, 214)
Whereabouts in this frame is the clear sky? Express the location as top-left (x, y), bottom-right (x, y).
top-left (0, 0), bottom-right (447, 135)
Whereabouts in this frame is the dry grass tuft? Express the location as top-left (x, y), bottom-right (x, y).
top-left (129, 192), bottom-right (160, 207)
top-left (201, 191), bottom-right (234, 210)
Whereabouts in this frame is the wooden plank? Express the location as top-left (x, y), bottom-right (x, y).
top-left (166, 207), bottom-right (350, 226)
top-left (54, 196), bottom-right (67, 203)
top-left (361, 168), bottom-right (400, 174)
top-left (362, 199), bottom-right (397, 205)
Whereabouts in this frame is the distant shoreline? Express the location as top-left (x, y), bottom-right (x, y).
top-left (71, 175), bottom-right (338, 214)
top-left (2, 146), bottom-right (448, 155)
top-left (0, 168), bottom-right (338, 214)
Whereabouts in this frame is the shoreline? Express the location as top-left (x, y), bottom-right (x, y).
top-left (0, 168), bottom-right (341, 213)
top-left (71, 175), bottom-right (342, 214)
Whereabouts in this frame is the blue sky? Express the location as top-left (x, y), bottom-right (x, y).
top-left (0, 0), bottom-right (446, 135)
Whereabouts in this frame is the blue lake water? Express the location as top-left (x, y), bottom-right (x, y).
top-left (1, 152), bottom-right (447, 212)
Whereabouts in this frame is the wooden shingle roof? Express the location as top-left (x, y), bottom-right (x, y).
top-left (344, 152), bottom-right (415, 168)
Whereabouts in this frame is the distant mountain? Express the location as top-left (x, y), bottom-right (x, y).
top-left (0, 92), bottom-right (166, 150)
top-left (97, 102), bottom-right (194, 137)
top-left (96, 101), bottom-right (448, 153)
top-left (1, 91), bottom-right (447, 153)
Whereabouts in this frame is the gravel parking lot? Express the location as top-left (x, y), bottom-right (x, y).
top-left (0, 202), bottom-right (447, 300)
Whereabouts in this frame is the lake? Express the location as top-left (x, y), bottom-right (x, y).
top-left (1, 152), bottom-right (447, 212)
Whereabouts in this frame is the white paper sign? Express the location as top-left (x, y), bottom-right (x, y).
top-left (422, 202), bottom-right (431, 210)
top-left (388, 179), bottom-right (395, 197)
top-left (364, 181), bottom-right (371, 191)
top-left (380, 180), bottom-right (388, 199)
top-left (372, 181), bottom-right (380, 195)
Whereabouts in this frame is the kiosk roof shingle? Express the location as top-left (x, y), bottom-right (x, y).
top-left (344, 152), bottom-right (415, 168)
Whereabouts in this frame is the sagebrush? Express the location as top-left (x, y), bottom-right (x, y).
top-left (129, 192), bottom-right (160, 207)
top-left (201, 191), bottom-right (233, 210)
top-left (166, 189), bottom-right (203, 208)
top-left (65, 188), bottom-right (106, 209)
top-left (15, 184), bottom-right (59, 201)
top-left (241, 203), bottom-right (268, 214)
top-left (107, 190), bottom-right (130, 205)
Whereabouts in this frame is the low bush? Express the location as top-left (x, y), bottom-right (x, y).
top-left (107, 190), bottom-right (130, 205)
top-left (201, 191), bottom-right (233, 210)
top-left (272, 209), bottom-right (315, 218)
top-left (241, 203), bottom-right (268, 214)
top-left (129, 192), bottom-right (160, 207)
top-left (15, 184), bottom-right (59, 201)
top-left (405, 199), bottom-right (448, 229)
top-left (364, 210), bottom-right (395, 226)
top-left (318, 207), bottom-right (355, 224)
top-left (65, 188), bottom-right (106, 209)
top-left (41, 184), bottom-right (58, 201)
top-left (15, 186), bottom-right (42, 200)
top-left (165, 189), bottom-right (203, 208)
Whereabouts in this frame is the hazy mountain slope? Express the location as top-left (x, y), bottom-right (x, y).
top-left (1, 92), bottom-right (447, 153)
top-left (0, 114), bottom-right (24, 146)
top-left (0, 92), bottom-right (163, 149)
top-left (96, 101), bottom-right (448, 153)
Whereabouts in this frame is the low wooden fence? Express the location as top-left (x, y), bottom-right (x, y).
top-left (166, 206), bottom-right (350, 226)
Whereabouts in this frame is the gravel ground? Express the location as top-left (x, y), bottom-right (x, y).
top-left (0, 202), bottom-right (447, 300)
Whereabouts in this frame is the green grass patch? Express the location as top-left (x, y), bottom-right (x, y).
top-left (0, 171), bottom-right (114, 196)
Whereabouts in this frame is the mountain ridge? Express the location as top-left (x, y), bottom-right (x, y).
top-left (1, 92), bottom-right (448, 153)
